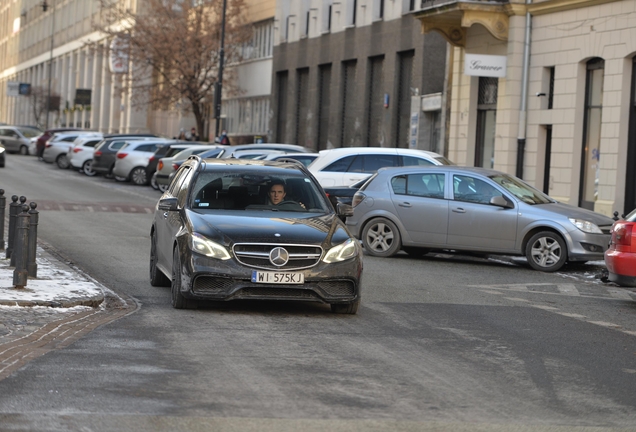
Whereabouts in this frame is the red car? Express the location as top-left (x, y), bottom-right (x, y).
top-left (605, 209), bottom-right (636, 287)
top-left (36, 127), bottom-right (81, 159)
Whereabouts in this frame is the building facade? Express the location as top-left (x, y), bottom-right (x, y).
top-left (415, 0), bottom-right (636, 216)
top-left (0, 0), bottom-right (274, 142)
top-left (271, 0), bottom-right (448, 152)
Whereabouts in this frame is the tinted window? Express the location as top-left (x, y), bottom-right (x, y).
top-left (323, 155), bottom-right (356, 172)
top-left (62, 136), bottom-right (78, 142)
top-left (136, 144), bottom-right (158, 152)
top-left (453, 175), bottom-right (502, 204)
top-left (406, 174), bottom-right (445, 198)
top-left (360, 154), bottom-right (399, 172)
top-left (109, 141), bottom-right (127, 150)
top-left (85, 140), bottom-right (101, 148)
top-left (391, 176), bottom-right (407, 195)
top-left (402, 156), bottom-right (434, 167)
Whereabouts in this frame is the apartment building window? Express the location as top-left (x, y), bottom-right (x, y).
top-left (341, 60), bottom-right (357, 146)
top-left (321, 0), bottom-right (333, 33)
top-left (346, 0), bottom-right (357, 26)
top-left (543, 125), bottom-right (553, 194)
top-left (475, 77), bottom-right (498, 168)
top-left (548, 67), bottom-right (555, 109)
top-left (317, 64), bottom-right (332, 150)
top-left (366, 56), bottom-right (384, 146)
top-left (579, 58), bottom-right (604, 210)
top-left (241, 19), bottom-right (274, 60)
top-left (396, 50), bottom-right (414, 148)
top-left (373, 0), bottom-right (385, 20)
top-left (295, 68), bottom-right (310, 147)
top-left (276, 71), bottom-right (289, 142)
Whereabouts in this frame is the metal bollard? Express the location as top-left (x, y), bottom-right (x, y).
top-left (0, 189), bottom-right (5, 250)
top-left (27, 202), bottom-right (38, 278)
top-left (10, 196), bottom-right (27, 267)
top-left (12, 205), bottom-right (30, 288)
top-left (6, 195), bottom-right (19, 260)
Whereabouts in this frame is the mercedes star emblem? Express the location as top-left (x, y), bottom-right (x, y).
top-left (269, 247), bottom-right (289, 266)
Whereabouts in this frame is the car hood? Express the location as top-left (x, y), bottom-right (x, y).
top-left (187, 211), bottom-right (352, 248)
top-left (533, 202), bottom-right (615, 226)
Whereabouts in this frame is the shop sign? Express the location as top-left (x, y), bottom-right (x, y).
top-left (464, 54), bottom-right (507, 78)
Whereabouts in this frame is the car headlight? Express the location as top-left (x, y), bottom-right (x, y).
top-left (569, 218), bottom-right (602, 234)
top-left (323, 238), bottom-right (359, 263)
top-left (190, 233), bottom-right (231, 260)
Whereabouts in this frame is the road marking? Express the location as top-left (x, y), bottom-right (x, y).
top-left (556, 313), bottom-right (587, 319)
top-left (503, 297), bottom-right (530, 302)
top-left (588, 321), bottom-right (622, 329)
top-left (531, 305), bottom-right (559, 311)
top-left (468, 283), bottom-right (636, 301)
top-left (556, 284), bottom-right (579, 296)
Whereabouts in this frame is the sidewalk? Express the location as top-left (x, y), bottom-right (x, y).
top-left (0, 245), bottom-right (104, 308)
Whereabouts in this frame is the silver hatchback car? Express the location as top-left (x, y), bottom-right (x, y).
top-left (346, 166), bottom-right (615, 272)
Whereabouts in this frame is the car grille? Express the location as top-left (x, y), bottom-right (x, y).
top-left (239, 288), bottom-right (316, 299)
top-left (233, 243), bottom-right (323, 270)
top-left (193, 276), bottom-right (235, 293)
top-left (317, 280), bottom-right (355, 296)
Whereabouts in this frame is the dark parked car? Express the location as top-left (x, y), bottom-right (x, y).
top-left (147, 142), bottom-right (206, 189)
top-left (150, 158), bottom-right (363, 313)
top-left (92, 135), bottom-right (157, 178)
top-left (346, 166), bottom-right (614, 272)
top-left (36, 128), bottom-right (81, 159)
top-left (605, 208), bottom-right (636, 286)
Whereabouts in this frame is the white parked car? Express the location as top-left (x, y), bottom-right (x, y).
top-left (308, 147), bottom-right (454, 187)
top-left (112, 139), bottom-right (172, 185)
top-left (69, 134), bottom-right (105, 176)
top-left (42, 131), bottom-right (100, 168)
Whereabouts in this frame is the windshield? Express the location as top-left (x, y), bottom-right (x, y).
top-left (18, 127), bottom-right (41, 138)
top-left (435, 156), bottom-right (454, 166)
top-left (490, 174), bottom-right (554, 205)
top-left (191, 171), bottom-right (330, 213)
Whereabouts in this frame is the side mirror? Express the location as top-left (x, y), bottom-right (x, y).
top-left (337, 203), bottom-right (354, 217)
top-left (158, 197), bottom-right (178, 211)
top-left (490, 196), bottom-right (512, 208)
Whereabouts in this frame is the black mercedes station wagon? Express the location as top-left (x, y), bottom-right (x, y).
top-left (150, 157), bottom-right (363, 313)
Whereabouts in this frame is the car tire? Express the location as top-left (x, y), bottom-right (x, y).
top-left (19, 145), bottom-right (28, 155)
top-left (131, 167), bottom-right (148, 186)
top-left (82, 160), bottom-right (97, 177)
top-left (171, 248), bottom-right (197, 309)
top-left (150, 172), bottom-right (159, 190)
top-left (150, 232), bottom-right (171, 287)
top-left (331, 299), bottom-right (360, 314)
top-left (525, 231), bottom-right (567, 272)
top-left (114, 175), bottom-right (127, 182)
top-left (361, 217), bottom-right (402, 257)
top-left (56, 154), bottom-right (70, 169)
top-left (403, 247), bottom-right (429, 257)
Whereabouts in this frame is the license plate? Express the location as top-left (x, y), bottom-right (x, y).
top-left (251, 271), bottom-right (304, 284)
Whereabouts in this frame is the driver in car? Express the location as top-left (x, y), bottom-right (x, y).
top-left (268, 180), bottom-right (306, 209)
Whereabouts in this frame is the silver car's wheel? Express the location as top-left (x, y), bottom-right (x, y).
top-left (171, 248), bottom-right (197, 309)
top-left (150, 172), bottom-right (159, 190)
top-left (525, 231), bottom-right (567, 272)
top-left (158, 183), bottom-right (168, 193)
top-left (361, 217), bottom-right (401, 257)
top-left (19, 145), bottom-right (28, 155)
top-left (56, 154), bottom-right (70, 169)
top-left (82, 160), bottom-right (97, 177)
top-left (131, 167), bottom-right (148, 186)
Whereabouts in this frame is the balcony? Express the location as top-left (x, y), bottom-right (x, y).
top-left (413, 0), bottom-right (521, 47)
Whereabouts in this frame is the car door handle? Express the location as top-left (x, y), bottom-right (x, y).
top-left (452, 208), bottom-right (466, 213)
top-left (398, 202), bottom-right (412, 208)
top-left (163, 212), bottom-right (169, 219)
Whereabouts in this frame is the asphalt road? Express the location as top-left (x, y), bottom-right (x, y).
top-left (1, 154), bottom-right (635, 431)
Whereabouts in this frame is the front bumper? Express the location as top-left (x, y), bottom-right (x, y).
top-left (566, 230), bottom-right (610, 262)
top-left (179, 250), bottom-right (363, 304)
